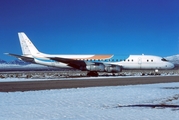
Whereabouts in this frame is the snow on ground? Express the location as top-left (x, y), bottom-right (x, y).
top-left (0, 82), bottom-right (179, 120)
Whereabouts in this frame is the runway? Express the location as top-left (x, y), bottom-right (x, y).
top-left (0, 76), bottom-right (179, 92)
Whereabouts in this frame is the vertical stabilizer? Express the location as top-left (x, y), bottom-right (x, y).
top-left (18, 32), bottom-right (40, 56)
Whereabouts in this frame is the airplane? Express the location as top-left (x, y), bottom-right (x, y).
top-left (5, 32), bottom-right (174, 76)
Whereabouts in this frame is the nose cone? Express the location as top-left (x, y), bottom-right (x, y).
top-left (168, 62), bottom-right (175, 69)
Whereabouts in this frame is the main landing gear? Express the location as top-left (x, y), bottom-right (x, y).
top-left (87, 71), bottom-right (99, 77)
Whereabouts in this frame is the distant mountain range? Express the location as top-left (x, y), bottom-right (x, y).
top-left (0, 59), bottom-right (30, 65)
top-left (164, 54), bottom-right (179, 69)
top-left (0, 58), bottom-right (67, 71)
top-left (0, 59), bottom-right (7, 64)
top-left (164, 54), bottom-right (179, 64)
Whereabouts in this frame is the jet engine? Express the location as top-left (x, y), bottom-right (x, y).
top-left (105, 65), bottom-right (122, 72)
top-left (86, 63), bottom-right (105, 72)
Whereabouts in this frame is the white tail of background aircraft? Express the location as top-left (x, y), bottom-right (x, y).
top-left (5, 32), bottom-right (175, 76)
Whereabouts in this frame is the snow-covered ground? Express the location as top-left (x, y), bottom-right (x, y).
top-left (0, 82), bottom-right (179, 120)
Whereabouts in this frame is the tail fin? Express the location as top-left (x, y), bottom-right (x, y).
top-left (18, 32), bottom-right (40, 56)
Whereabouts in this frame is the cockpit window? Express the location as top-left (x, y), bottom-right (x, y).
top-left (161, 58), bottom-right (168, 61)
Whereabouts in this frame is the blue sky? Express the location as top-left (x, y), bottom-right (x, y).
top-left (0, 0), bottom-right (179, 61)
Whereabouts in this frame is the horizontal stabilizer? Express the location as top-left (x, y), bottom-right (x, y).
top-left (4, 53), bottom-right (36, 63)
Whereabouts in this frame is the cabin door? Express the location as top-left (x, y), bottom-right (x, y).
top-left (138, 57), bottom-right (142, 69)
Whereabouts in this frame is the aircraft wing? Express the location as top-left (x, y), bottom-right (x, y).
top-left (49, 57), bottom-right (98, 70)
top-left (4, 53), bottom-right (36, 63)
top-left (49, 57), bottom-right (122, 72)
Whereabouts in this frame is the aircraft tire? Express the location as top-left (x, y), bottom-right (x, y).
top-left (87, 71), bottom-right (98, 77)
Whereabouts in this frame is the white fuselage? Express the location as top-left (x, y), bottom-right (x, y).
top-left (110, 55), bottom-right (174, 70)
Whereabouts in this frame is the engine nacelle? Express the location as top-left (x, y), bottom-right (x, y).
top-left (86, 63), bottom-right (105, 72)
top-left (105, 65), bottom-right (122, 72)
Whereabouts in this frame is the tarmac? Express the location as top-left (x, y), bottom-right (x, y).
top-left (0, 76), bottom-right (179, 92)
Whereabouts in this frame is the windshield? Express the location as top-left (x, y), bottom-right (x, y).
top-left (161, 58), bottom-right (168, 61)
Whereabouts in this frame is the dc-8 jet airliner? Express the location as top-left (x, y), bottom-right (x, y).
top-left (6, 32), bottom-right (174, 76)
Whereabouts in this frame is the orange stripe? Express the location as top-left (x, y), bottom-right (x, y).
top-left (71, 55), bottom-right (113, 60)
top-left (88, 55), bottom-right (113, 59)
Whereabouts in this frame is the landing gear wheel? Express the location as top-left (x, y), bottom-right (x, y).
top-left (87, 71), bottom-right (98, 77)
